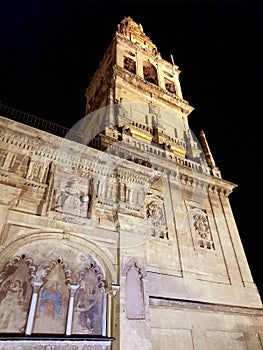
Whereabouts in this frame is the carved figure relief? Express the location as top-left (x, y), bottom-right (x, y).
top-left (148, 103), bottom-right (160, 117)
top-left (146, 200), bottom-right (168, 239)
top-left (148, 102), bottom-right (161, 129)
top-left (115, 97), bottom-right (129, 119)
top-left (191, 207), bottom-right (215, 250)
top-left (52, 173), bottom-right (91, 218)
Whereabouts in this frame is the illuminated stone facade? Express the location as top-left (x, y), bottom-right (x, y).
top-left (0, 17), bottom-right (262, 350)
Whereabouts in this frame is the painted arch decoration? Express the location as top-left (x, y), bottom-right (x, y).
top-left (0, 243), bottom-right (108, 336)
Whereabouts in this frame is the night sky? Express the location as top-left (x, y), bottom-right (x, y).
top-left (1, 0), bottom-right (262, 301)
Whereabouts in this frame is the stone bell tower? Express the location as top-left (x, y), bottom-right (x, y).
top-left (0, 16), bottom-right (262, 350)
top-left (77, 16), bottom-right (263, 350)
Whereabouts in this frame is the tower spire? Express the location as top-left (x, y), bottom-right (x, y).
top-left (199, 129), bottom-right (216, 169)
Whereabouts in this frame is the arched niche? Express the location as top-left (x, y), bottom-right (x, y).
top-left (33, 259), bottom-right (70, 334)
top-left (0, 233), bottom-right (115, 337)
top-left (143, 61), bottom-right (158, 85)
top-left (72, 262), bottom-right (105, 335)
top-left (123, 257), bottom-right (146, 320)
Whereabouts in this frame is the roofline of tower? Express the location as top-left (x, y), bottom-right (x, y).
top-left (115, 32), bottom-right (181, 73)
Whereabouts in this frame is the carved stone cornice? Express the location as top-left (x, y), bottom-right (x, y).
top-left (113, 64), bottom-right (193, 115)
top-left (177, 171), bottom-right (235, 197)
top-left (0, 169), bottom-right (47, 194)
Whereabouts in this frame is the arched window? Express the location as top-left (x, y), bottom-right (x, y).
top-left (143, 62), bottom-right (158, 85)
top-left (124, 56), bottom-right (136, 74)
top-left (164, 77), bottom-right (176, 94)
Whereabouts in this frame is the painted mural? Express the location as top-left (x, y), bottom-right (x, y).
top-left (0, 250), bottom-right (105, 337)
top-left (33, 264), bottom-right (69, 334)
top-left (0, 257), bottom-right (32, 333)
top-left (72, 267), bottom-right (103, 335)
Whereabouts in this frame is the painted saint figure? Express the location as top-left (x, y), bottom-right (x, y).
top-left (73, 281), bottom-right (100, 334)
top-left (0, 279), bottom-right (27, 332)
top-left (39, 281), bottom-right (62, 319)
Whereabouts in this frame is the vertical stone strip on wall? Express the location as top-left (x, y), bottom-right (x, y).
top-left (25, 281), bottom-right (43, 335)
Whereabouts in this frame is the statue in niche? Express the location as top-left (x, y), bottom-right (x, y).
top-left (148, 103), bottom-right (161, 128)
top-left (146, 200), bottom-right (167, 238)
top-left (191, 207), bottom-right (215, 249)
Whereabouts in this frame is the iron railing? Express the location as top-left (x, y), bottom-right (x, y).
top-left (0, 103), bottom-right (82, 142)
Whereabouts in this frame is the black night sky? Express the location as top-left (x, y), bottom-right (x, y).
top-left (1, 0), bottom-right (262, 301)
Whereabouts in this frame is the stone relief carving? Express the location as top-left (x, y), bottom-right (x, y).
top-left (194, 212), bottom-right (209, 239)
top-left (190, 207), bottom-right (215, 250)
top-left (52, 172), bottom-right (91, 218)
top-left (26, 161), bottom-right (50, 183)
top-left (146, 200), bottom-right (168, 239)
top-left (115, 97), bottom-right (129, 119)
top-left (148, 102), bottom-right (162, 130)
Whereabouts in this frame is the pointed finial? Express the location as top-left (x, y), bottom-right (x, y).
top-left (170, 54), bottom-right (175, 66)
top-left (199, 130), bottom-right (216, 169)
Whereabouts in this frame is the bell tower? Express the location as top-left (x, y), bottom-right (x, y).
top-left (80, 16), bottom-right (204, 165)
top-left (0, 15), bottom-right (262, 350)
top-left (77, 16), bottom-right (263, 350)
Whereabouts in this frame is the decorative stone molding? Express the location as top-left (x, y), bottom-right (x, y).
top-left (121, 256), bottom-right (146, 278)
top-left (0, 340), bottom-right (114, 350)
top-left (113, 65), bottom-right (193, 114)
top-left (0, 254), bottom-right (37, 284)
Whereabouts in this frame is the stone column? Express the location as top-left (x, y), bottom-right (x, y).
top-left (106, 286), bottom-right (119, 337)
top-left (101, 290), bottom-right (107, 336)
top-left (66, 285), bottom-right (79, 336)
top-left (25, 281), bottom-right (43, 335)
